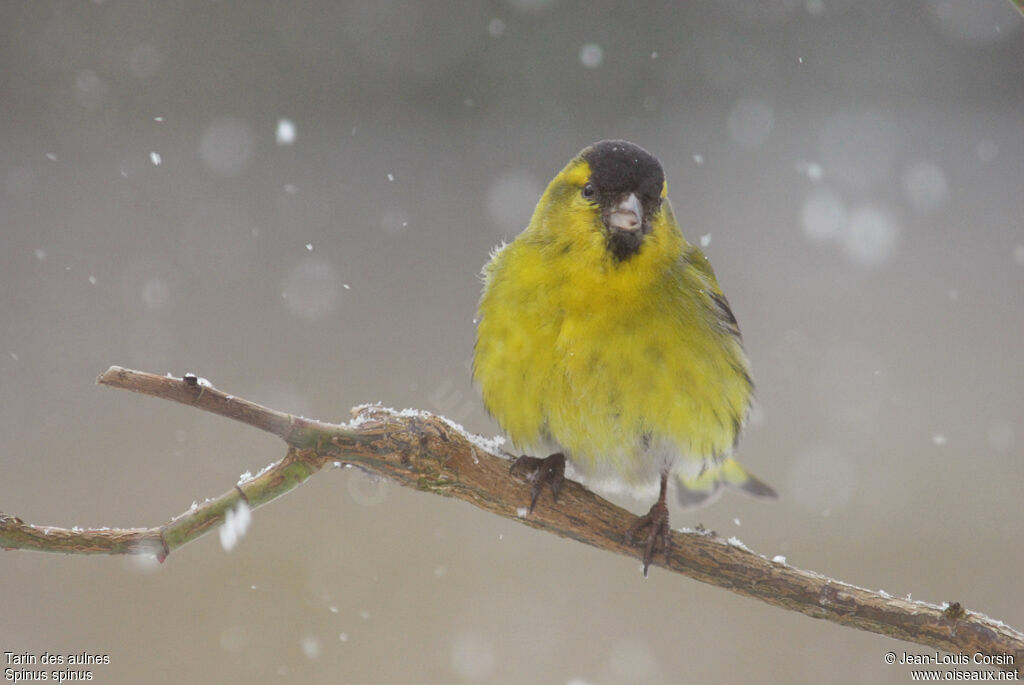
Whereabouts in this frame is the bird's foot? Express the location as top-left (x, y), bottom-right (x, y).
top-left (509, 452), bottom-right (565, 514)
top-left (625, 493), bottom-right (671, 577)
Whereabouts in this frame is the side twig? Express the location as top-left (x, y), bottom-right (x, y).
top-left (1, 366), bottom-right (1021, 674)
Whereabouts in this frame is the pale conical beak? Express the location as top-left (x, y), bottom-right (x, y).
top-left (607, 193), bottom-right (643, 231)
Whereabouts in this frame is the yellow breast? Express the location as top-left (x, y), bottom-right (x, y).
top-left (473, 203), bottom-right (752, 487)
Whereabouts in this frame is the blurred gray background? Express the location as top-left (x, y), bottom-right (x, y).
top-left (2, 1), bottom-right (1022, 683)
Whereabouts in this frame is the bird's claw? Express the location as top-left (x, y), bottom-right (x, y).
top-left (509, 452), bottom-right (565, 514)
top-left (625, 499), bottom-right (672, 577)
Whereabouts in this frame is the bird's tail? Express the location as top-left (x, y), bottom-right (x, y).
top-left (676, 458), bottom-right (777, 510)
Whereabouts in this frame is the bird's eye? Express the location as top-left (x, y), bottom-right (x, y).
top-left (581, 183), bottom-right (596, 200)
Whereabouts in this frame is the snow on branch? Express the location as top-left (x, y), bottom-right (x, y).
top-left (0, 366), bottom-right (1021, 673)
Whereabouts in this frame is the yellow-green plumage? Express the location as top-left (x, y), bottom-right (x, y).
top-left (473, 140), bottom-right (774, 510)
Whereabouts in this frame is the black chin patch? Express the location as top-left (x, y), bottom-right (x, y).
top-left (607, 229), bottom-right (644, 261)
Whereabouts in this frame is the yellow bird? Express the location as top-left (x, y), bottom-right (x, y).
top-left (473, 140), bottom-right (776, 574)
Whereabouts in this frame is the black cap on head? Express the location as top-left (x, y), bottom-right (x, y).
top-left (580, 140), bottom-right (664, 201)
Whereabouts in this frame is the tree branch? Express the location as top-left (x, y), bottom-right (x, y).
top-left (1, 366), bottom-right (1021, 673)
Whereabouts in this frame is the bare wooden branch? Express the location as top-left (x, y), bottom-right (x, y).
top-left (1, 366), bottom-right (1021, 674)
top-left (95, 366), bottom-right (335, 444)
